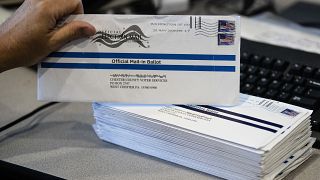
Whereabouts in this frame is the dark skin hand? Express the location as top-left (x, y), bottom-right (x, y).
top-left (0, 0), bottom-right (96, 73)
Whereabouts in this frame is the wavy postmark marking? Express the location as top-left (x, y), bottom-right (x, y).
top-left (92, 25), bottom-right (150, 48)
top-left (190, 16), bottom-right (218, 37)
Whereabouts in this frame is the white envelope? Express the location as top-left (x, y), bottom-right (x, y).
top-left (95, 94), bottom-right (313, 150)
top-left (38, 14), bottom-right (240, 105)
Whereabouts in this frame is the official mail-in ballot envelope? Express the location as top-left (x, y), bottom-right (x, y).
top-left (38, 15), bottom-right (240, 105)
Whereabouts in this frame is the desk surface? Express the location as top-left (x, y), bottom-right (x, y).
top-left (0, 67), bottom-right (320, 179)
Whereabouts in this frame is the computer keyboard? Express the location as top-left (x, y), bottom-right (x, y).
top-left (240, 39), bottom-right (320, 146)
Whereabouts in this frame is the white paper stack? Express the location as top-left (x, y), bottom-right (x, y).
top-left (92, 94), bottom-right (315, 180)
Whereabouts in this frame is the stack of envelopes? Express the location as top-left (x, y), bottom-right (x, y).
top-left (92, 94), bottom-right (315, 180)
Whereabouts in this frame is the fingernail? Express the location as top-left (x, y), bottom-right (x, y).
top-left (82, 26), bottom-right (96, 37)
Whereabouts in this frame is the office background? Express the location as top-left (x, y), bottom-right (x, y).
top-left (1, 0), bottom-right (320, 179)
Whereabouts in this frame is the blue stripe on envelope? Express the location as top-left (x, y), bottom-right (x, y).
top-left (199, 105), bottom-right (283, 128)
top-left (48, 52), bottom-right (236, 61)
top-left (40, 63), bottom-right (236, 72)
top-left (175, 105), bottom-right (278, 133)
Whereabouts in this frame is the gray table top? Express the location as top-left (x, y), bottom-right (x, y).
top-left (0, 67), bottom-right (320, 180)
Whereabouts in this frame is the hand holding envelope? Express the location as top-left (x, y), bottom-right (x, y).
top-left (0, 0), bottom-right (96, 73)
top-left (38, 15), bottom-right (240, 105)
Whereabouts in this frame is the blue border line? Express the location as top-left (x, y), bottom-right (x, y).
top-left (175, 105), bottom-right (277, 133)
top-left (199, 105), bottom-right (283, 128)
top-left (40, 62), bottom-right (236, 72)
top-left (48, 52), bottom-right (236, 61)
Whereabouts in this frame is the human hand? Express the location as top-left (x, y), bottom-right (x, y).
top-left (0, 0), bottom-right (96, 73)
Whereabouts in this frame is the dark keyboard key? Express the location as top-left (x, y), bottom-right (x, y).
top-left (278, 92), bottom-right (290, 102)
top-left (311, 110), bottom-right (320, 132)
top-left (246, 75), bottom-right (258, 84)
top-left (257, 78), bottom-right (270, 86)
top-left (240, 73), bottom-right (247, 82)
top-left (258, 68), bottom-right (270, 77)
top-left (289, 63), bottom-right (304, 75)
top-left (253, 86), bottom-right (266, 96)
top-left (241, 52), bottom-right (250, 63)
top-left (293, 76), bottom-right (305, 85)
top-left (313, 69), bottom-right (320, 80)
top-left (270, 71), bottom-right (282, 79)
top-left (303, 66), bottom-right (315, 78)
top-left (240, 63), bottom-right (247, 73)
top-left (282, 73), bottom-right (293, 83)
top-left (242, 83), bottom-right (254, 93)
top-left (306, 89), bottom-right (320, 99)
top-left (269, 80), bottom-right (282, 89)
top-left (282, 83), bottom-right (294, 92)
top-left (293, 86), bottom-right (306, 95)
top-left (306, 79), bottom-right (320, 89)
top-left (265, 89), bottom-right (278, 99)
top-left (261, 57), bottom-right (274, 68)
top-left (247, 65), bottom-right (258, 74)
top-left (251, 55), bottom-right (262, 66)
top-left (273, 59), bottom-right (288, 71)
top-left (312, 118), bottom-right (320, 132)
top-left (289, 96), bottom-right (317, 109)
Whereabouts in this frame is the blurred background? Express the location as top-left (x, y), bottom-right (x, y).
top-left (1, 0), bottom-right (320, 29)
top-left (0, 0), bottom-right (319, 17)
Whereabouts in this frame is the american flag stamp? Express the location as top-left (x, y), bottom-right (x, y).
top-left (218, 20), bottom-right (235, 32)
top-left (218, 34), bottom-right (234, 45)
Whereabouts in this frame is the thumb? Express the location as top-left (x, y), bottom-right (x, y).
top-left (51, 21), bottom-right (96, 48)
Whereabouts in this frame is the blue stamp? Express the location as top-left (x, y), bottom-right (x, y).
top-left (281, 109), bottom-right (300, 117)
top-left (218, 34), bottom-right (234, 45)
top-left (218, 20), bottom-right (235, 32)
